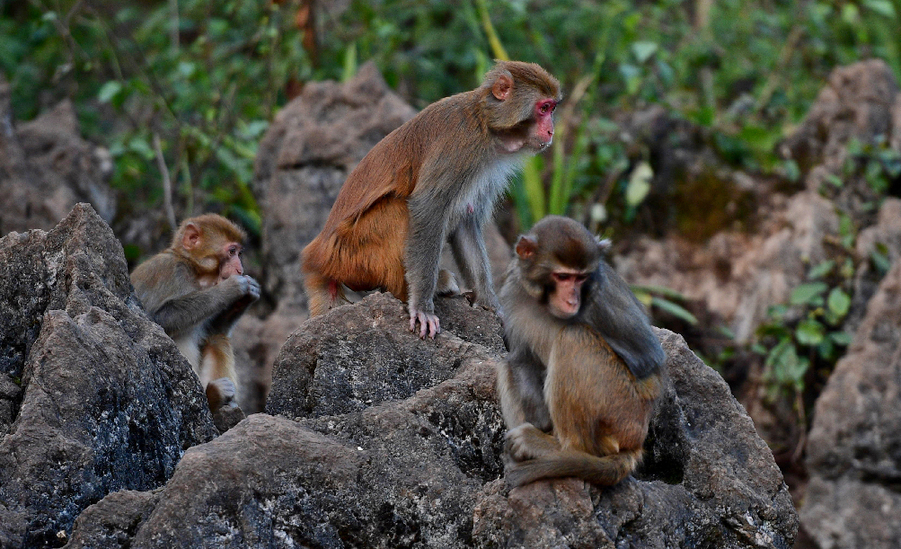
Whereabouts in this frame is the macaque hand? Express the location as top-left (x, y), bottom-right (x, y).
top-left (409, 304), bottom-right (440, 339)
top-left (221, 274), bottom-right (261, 301)
top-left (505, 423), bottom-right (559, 462)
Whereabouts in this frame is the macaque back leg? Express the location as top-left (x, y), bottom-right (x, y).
top-left (325, 198), bottom-right (409, 300)
top-left (304, 271), bottom-right (344, 316)
top-left (551, 327), bottom-right (659, 458)
top-left (449, 217), bottom-right (497, 309)
top-left (200, 334), bottom-right (238, 410)
top-left (546, 328), bottom-right (630, 457)
top-left (200, 334), bottom-right (236, 385)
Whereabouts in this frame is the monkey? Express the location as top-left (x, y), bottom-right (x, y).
top-left (130, 214), bottom-right (260, 415)
top-left (496, 215), bottom-right (666, 487)
top-left (301, 60), bottom-right (561, 339)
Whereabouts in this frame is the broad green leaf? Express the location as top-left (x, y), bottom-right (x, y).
top-left (651, 296), bottom-right (698, 325)
top-left (632, 41), bottom-right (658, 63)
top-left (863, 0), bottom-right (896, 16)
top-left (790, 282), bottom-right (828, 306)
top-left (827, 287), bottom-right (851, 318)
top-left (796, 319), bottom-right (825, 346)
top-left (829, 331), bottom-right (853, 346)
top-left (625, 161), bottom-right (653, 207)
top-left (97, 81), bottom-right (122, 104)
top-left (807, 260), bottom-right (835, 280)
top-left (631, 284), bottom-right (689, 301)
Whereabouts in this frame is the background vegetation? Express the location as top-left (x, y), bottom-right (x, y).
top-left (3, 0), bottom-right (899, 234)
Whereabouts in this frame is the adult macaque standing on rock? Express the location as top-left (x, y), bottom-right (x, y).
top-left (302, 60), bottom-right (561, 339)
top-left (130, 214), bottom-right (260, 426)
top-left (497, 216), bottom-right (665, 487)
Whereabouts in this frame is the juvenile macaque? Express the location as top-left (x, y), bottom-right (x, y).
top-left (130, 214), bottom-right (260, 420)
top-left (302, 60), bottom-right (561, 339)
top-left (497, 216), bottom-right (665, 487)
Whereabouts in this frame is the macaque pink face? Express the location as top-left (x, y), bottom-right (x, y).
top-left (532, 99), bottom-right (557, 149)
top-left (218, 242), bottom-right (244, 282)
top-left (548, 268), bottom-right (588, 319)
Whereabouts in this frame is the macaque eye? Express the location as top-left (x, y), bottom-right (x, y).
top-left (552, 272), bottom-right (588, 283)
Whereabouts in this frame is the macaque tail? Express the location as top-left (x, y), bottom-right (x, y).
top-left (506, 447), bottom-right (642, 488)
top-left (303, 270), bottom-right (344, 317)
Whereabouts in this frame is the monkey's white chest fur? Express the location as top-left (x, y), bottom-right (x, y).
top-left (454, 154), bottom-right (526, 220)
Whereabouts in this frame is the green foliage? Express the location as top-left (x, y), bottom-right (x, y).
top-left (632, 284), bottom-right (699, 326)
top-left (1, 0), bottom-right (312, 239)
top-left (3, 0), bottom-right (900, 236)
top-left (754, 258), bottom-right (854, 399)
top-left (841, 136), bottom-right (901, 196)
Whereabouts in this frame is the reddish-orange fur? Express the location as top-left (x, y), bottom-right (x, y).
top-left (301, 61), bottom-right (561, 325)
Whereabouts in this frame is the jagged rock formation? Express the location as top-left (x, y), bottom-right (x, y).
top-left (0, 205), bottom-right (216, 548)
top-left (0, 205), bottom-right (798, 548)
top-left (800, 256), bottom-right (901, 548)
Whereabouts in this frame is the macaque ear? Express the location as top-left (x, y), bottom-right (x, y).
top-left (515, 235), bottom-right (538, 260)
top-left (491, 73), bottom-right (514, 101)
top-left (596, 237), bottom-right (612, 253)
top-left (182, 223), bottom-right (202, 251)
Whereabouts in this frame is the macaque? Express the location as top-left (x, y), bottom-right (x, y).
top-left (497, 215), bottom-right (665, 487)
top-left (130, 214), bottom-right (260, 416)
top-left (302, 60), bottom-right (561, 339)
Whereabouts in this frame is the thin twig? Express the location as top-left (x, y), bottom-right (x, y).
top-left (153, 132), bottom-right (177, 230)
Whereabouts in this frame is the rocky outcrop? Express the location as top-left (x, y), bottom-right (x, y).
top-left (0, 204), bottom-right (797, 547)
top-left (800, 257), bottom-right (901, 548)
top-left (73, 299), bottom-right (796, 548)
top-left (0, 205), bottom-right (216, 548)
top-left (241, 62), bottom-right (511, 414)
top-left (234, 62), bottom-right (419, 414)
top-left (0, 77), bottom-right (115, 235)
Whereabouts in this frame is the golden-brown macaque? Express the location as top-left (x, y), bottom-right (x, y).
top-left (497, 215), bottom-right (665, 487)
top-left (302, 60), bottom-right (561, 339)
top-left (130, 214), bottom-right (260, 418)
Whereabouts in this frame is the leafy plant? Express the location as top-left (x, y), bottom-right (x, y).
top-left (753, 261), bottom-right (854, 400)
top-left (632, 284), bottom-right (698, 326)
top-left (2, 0), bottom-right (312, 241)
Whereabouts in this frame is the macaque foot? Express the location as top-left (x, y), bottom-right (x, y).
top-left (460, 290), bottom-right (501, 314)
top-left (505, 423), bottom-right (560, 462)
top-left (206, 378), bottom-right (245, 433)
top-left (205, 377), bottom-right (237, 410)
top-left (409, 308), bottom-right (440, 339)
top-left (436, 269), bottom-right (460, 296)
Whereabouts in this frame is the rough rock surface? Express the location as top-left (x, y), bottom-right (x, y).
top-left (800, 257), bottom-right (901, 548)
top-left (0, 77), bottom-right (115, 235)
top-left (619, 60), bottom-right (901, 343)
top-left (253, 61), bottom-right (418, 308)
top-left (0, 204), bottom-right (217, 548)
top-left (618, 190), bottom-right (839, 344)
top-left (65, 289), bottom-right (796, 548)
top-left (780, 59), bottom-right (901, 182)
top-left (266, 293), bottom-right (505, 419)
